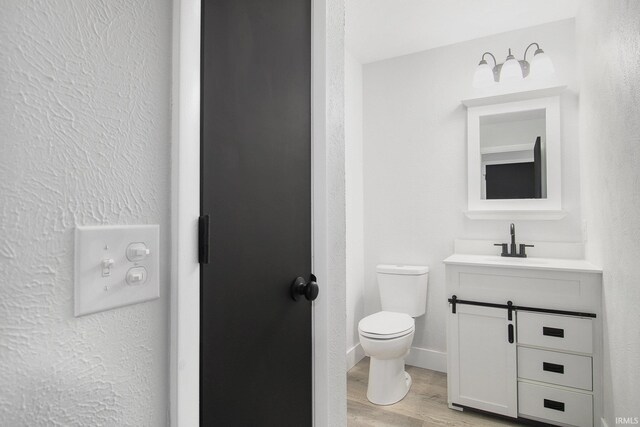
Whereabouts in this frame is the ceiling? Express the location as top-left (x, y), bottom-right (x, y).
top-left (346, 0), bottom-right (580, 64)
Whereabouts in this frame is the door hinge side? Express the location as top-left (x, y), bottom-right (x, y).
top-left (199, 214), bottom-right (210, 264)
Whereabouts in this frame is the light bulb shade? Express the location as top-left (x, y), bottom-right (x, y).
top-left (530, 51), bottom-right (555, 79)
top-left (500, 57), bottom-right (523, 82)
top-left (473, 62), bottom-right (495, 88)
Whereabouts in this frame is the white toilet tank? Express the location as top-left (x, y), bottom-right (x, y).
top-left (377, 264), bottom-right (428, 317)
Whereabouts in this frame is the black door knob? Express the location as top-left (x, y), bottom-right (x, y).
top-left (291, 274), bottom-right (319, 301)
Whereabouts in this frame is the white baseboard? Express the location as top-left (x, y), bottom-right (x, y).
top-left (346, 343), bottom-right (365, 371)
top-left (346, 344), bottom-right (446, 373)
top-left (405, 346), bottom-right (447, 373)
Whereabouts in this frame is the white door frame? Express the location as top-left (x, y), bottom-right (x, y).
top-left (169, 1), bottom-right (342, 425)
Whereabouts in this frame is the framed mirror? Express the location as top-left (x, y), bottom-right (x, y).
top-left (465, 94), bottom-right (562, 218)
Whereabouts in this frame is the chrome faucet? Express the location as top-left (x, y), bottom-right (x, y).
top-left (494, 223), bottom-right (534, 258)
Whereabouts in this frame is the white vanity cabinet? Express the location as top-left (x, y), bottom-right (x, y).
top-left (444, 254), bottom-right (602, 427)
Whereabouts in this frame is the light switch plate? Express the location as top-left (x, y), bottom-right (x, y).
top-left (74, 224), bottom-right (160, 317)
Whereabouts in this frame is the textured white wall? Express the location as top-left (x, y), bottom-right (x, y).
top-left (577, 1), bottom-right (640, 423)
top-left (362, 19), bottom-right (580, 356)
top-left (345, 50), bottom-right (365, 359)
top-left (0, 0), bottom-right (171, 425)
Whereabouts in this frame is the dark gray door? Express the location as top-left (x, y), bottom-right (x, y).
top-left (486, 162), bottom-right (536, 199)
top-left (200, 0), bottom-right (313, 425)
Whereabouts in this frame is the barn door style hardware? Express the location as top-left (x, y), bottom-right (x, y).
top-left (447, 295), bottom-right (597, 318)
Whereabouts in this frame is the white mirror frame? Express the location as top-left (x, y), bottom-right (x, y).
top-left (466, 96), bottom-right (562, 219)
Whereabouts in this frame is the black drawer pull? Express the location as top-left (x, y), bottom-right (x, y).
top-left (508, 324), bottom-right (514, 343)
top-left (543, 326), bottom-right (565, 338)
top-left (544, 399), bottom-right (565, 412)
top-left (543, 362), bottom-right (565, 374)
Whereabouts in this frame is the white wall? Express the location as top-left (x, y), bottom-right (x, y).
top-left (577, 1), bottom-right (640, 424)
top-left (0, 1), bottom-right (171, 425)
top-left (344, 50), bottom-right (365, 367)
top-left (362, 19), bottom-right (581, 361)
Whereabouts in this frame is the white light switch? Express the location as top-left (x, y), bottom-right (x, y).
top-left (74, 224), bottom-right (160, 317)
top-left (102, 258), bottom-right (114, 277)
top-left (126, 266), bottom-right (148, 285)
top-left (127, 242), bottom-right (150, 262)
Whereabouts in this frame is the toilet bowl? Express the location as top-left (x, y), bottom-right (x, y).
top-left (358, 264), bottom-right (428, 405)
top-left (358, 311), bottom-right (415, 405)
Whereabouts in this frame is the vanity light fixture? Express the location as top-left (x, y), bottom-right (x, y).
top-left (472, 43), bottom-right (555, 88)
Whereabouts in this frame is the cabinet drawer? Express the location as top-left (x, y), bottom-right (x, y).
top-left (517, 312), bottom-right (593, 353)
top-left (518, 347), bottom-right (592, 390)
top-left (518, 381), bottom-right (593, 427)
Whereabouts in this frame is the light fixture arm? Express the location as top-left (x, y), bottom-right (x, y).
top-left (480, 52), bottom-right (497, 67)
top-left (523, 42), bottom-right (540, 62)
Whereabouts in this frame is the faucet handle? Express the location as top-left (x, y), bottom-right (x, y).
top-left (494, 243), bottom-right (509, 257)
top-left (519, 244), bottom-right (534, 257)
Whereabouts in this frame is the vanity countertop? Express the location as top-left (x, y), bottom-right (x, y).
top-left (443, 253), bottom-right (602, 274)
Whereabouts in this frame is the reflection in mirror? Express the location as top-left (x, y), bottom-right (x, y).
top-left (479, 109), bottom-right (546, 200)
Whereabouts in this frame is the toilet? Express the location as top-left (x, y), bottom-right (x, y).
top-left (358, 264), bottom-right (429, 405)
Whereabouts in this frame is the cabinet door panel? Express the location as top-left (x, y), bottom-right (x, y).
top-left (448, 304), bottom-right (517, 417)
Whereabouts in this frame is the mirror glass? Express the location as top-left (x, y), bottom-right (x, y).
top-left (479, 109), bottom-right (546, 200)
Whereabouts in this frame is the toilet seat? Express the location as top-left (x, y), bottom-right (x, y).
top-left (358, 311), bottom-right (415, 340)
top-left (359, 327), bottom-right (414, 340)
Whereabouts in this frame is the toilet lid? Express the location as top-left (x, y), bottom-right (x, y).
top-left (358, 311), bottom-right (414, 338)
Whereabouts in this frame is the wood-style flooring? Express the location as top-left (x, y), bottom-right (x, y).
top-left (347, 358), bottom-right (523, 426)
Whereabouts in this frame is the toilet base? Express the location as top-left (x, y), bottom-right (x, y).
top-left (366, 356), bottom-right (412, 405)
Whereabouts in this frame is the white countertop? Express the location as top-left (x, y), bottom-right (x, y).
top-left (443, 253), bottom-right (602, 274)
